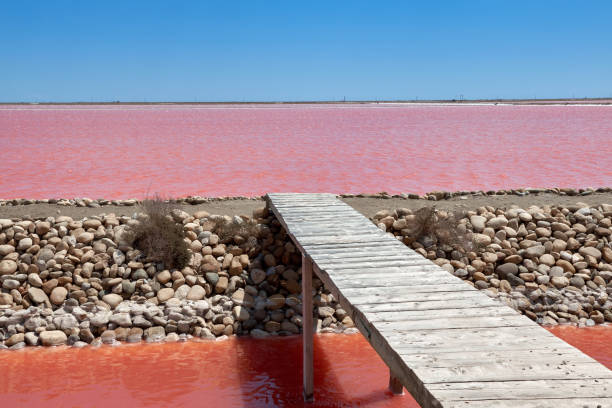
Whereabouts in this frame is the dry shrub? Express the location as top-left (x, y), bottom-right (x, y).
top-left (409, 206), bottom-right (473, 251)
top-left (214, 216), bottom-right (260, 244)
top-left (126, 195), bottom-right (191, 269)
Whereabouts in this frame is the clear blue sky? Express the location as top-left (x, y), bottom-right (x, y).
top-left (1, 1), bottom-right (611, 102)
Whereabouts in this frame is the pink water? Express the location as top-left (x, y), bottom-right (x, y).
top-left (0, 328), bottom-right (611, 408)
top-left (1, 104), bottom-right (611, 199)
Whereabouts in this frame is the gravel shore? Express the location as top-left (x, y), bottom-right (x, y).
top-left (0, 189), bottom-right (610, 350)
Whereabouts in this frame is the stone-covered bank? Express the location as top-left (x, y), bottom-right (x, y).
top-left (374, 202), bottom-right (612, 326)
top-left (1, 198), bottom-right (611, 350)
top-left (0, 206), bottom-right (355, 350)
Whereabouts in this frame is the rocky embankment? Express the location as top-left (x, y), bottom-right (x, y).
top-left (1, 198), bottom-right (611, 350)
top-left (0, 207), bottom-right (354, 350)
top-left (374, 202), bottom-right (612, 326)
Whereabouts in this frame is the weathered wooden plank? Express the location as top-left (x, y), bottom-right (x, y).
top-left (267, 193), bottom-right (337, 200)
top-left (291, 228), bottom-right (384, 238)
top-left (400, 349), bottom-right (599, 369)
top-left (364, 305), bottom-right (518, 322)
top-left (334, 280), bottom-right (468, 290)
top-left (340, 285), bottom-right (477, 298)
top-left (413, 360), bottom-right (612, 384)
top-left (348, 291), bottom-right (483, 307)
top-left (305, 245), bottom-right (409, 255)
top-left (355, 298), bottom-right (506, 313)
top-left (439, 398), bottom-right (612, 408)
top-left (322, 261), bottom-right (439, 272)
top-left (296, 236), bottom-right (395, 245)
top-left (370, 314), bottom-right (534, 331)
top-left (303, 240), bottom-right (408, 250)
top-left (330, 274), bottom-right (461, 288)
top-left (428, 378), bottom-right (612, 400)
top-left (311, 254), bottom-right (425, 265)
top-left (383, 326), bottom-right (576, 354)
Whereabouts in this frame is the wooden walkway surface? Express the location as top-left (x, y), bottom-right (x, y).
top-left (266, 193), bottom-right (612, 408)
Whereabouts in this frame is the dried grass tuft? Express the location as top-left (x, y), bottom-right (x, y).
top-left (126, 194), bottom-right (191, 269)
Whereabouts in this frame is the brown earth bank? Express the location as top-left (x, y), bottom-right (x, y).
top-left (2, 192), bottom-right (612, 219)
top-left (0, 190), bottom-right (611, 350)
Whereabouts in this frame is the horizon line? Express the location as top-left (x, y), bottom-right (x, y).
top-left (2, 96), bottom-right (612, 105)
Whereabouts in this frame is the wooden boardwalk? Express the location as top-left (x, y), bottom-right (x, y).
top-left (266, 193), bottom-right (612, 408)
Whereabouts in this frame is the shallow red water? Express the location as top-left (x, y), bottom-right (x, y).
top-left (546, 325), bottom-right (612, 369)
top-left (1, 104), bottom-right (610, 199)
top-left (0, 328), bottom-right (610, 408)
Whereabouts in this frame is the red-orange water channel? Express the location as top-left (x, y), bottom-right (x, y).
top-left (0, 327), bottom-right (610, 408)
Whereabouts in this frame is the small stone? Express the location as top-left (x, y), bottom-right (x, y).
top-left (569, 276), bottom-right (585, 288)
top-left (551, 276), bottom-right (569, 289)
top-left (229, 258), bottom-right (243, 276)
top-left (231, 289), bottom-right (254, 308)
top-left (2, 279), bottom-right (20, 290)
top-left (233, 305), bottom-right (250, 321)
top-left (127, 328), bottom-right (144, 343)
top-left (539, 254), bottom-right (556, 266)
top-left (102, 293), bottom-right (123, 309)
top-left (318, 306), bottom-right (335, 318)
top-left (205, 272), bottom-right (219, 286)
top-left (250, 329), bottom-right (270, 338)
top-left (265, 320), bottom-right (281, 332)
top-left (110, 312), bottom-right (132, 327)
top-left (0, 245), bottom-right (15, 256)
top-left (80, 328), bottom-right (95, 343)
top-left (0, 293), bottom-right (13, 305)
top-left (281, 321), bottom-right (300, 334)
top-left (0, 260), bottom-right (18, 275)
top-left (77, 232), bottom-right (94, 244)
top-left (36, 222), bottom-right (51, 235)
top-left (186, 285), bottom-right (206, 300)
top-left (5, 333), bottom-right (25, 347)
top-left (250, 268), bottom-right (266, 285)
top-left (591, 311), bottom-right (605, 324)
top-left (157, 288), bottom-right (175, 303)
top-left (101, 330), bottom-right (116, 344)
top-left (215, 276), bottom-right (228, 293)
top-left (122, 281), bottom-right (136, 295)
top-left (473, 234), bottom-right (491, 246)
top-left (525, 245), bottom-right (546, 258)
top-left (266, 294), bottom-right (286, 310)
top-left (486, 217), bottom-right (508, 229)
top-left (17, 238), bottom-right (33, 251)
top-left (145, 326), bottom-right (166, 342)
top-left (28, 273), bottom-right (43, 287)
top-left (24, 332), bottom-right (39, 346)
top-left (579, 247), bottom-right (601, 260)
top-left (470, 215), bottom-right (486, 232)
top-left (496, 263), bottom-right (518, 278)
top-left (50, 286), bottom-right (68, 305)
top-left (556, 260), bottom-right (575, 273)
top-left (39, 330), bottom-right (68, 346)
top-left (156, 270), bottom-right (172, 284)
top-left (28, 287), bottom-right (50, 305)
top-left (174, 284), bottom-right (190, 300)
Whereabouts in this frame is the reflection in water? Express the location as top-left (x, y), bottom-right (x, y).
top-left (0, 334), bottom-right (419, 408)
top-left (1, 328), bottom-right (611, 408)
top-left (1, 104), bottom-right (611, 199)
